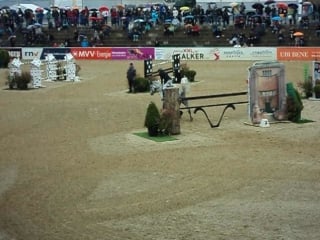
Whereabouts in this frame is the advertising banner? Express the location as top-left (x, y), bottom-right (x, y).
top-left (70, 47), bottom-right (154, 60)
top-left (155, 47), bottom-right (216, 60)
top-left (218, 47), bottom-right (276, 61)
top-left (155, 47), bottom-right (276, 61)
top-left (22, 48), bottom-right (43, 60)
top-left (111, 47), bottom-right (154, 60)
top-left (71, 47), bottom-right (112, 60)
top-left (40, 48), bottom-right (71, 60)
top-left (3, 48), bottom-right (22, 59)
top-left (277, 47), bottom-right (320, 61)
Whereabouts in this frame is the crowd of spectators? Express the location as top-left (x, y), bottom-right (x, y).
top-left (0, 1), bottom-right (319, 47)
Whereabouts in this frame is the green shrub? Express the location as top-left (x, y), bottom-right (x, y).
top-left (8, 71), bottom-right (32, 90)
top-left (286, 83), bottom-right (303, 122)
top-left (184, 70), bottom-right (196, 82)
top-left (180, 63), bottom-right (197, 82)
top-left (298, 76), bottom-right (313, 98)
top-left (144, 101), bottom-right (161, 136)
top-left (0, 49), bottom-right (10, 68)
top-left (134, 77), bottom-right (150, 92)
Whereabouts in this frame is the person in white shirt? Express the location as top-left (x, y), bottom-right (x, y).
top-left (172, 7), bottom-right (179, 19)
top-left (101, 10), bottom-right (109, 24)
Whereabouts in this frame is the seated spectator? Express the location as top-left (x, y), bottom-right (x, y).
top-left (294, 36), bottom-right (304, 46)
top-left (103, 25), bottom-right (112, 37)
top-left (253, 23), bottom-right (265, 37)
top-left (164, 25), bottom-right (174, 36)
top-left (289, 28), bottom-right (295, 45)
top-left (81, 37), bottom-right (89, 47)
top-left (0, 27), bottom-right (4, 38)
top-left (8, 35), bottom-right (16, 47)
top-left (128, 28), bottom-right (141, 42)
top-left (271, 23), bottom-right (279, 34)
top-left (278, 29), bottom-right (285, 45)
top-left (145, 22), bottom-right (151, 32)
top-left (316, 25), bottom-right (320, 37)
top-left (212, 25), bottom-right (222, 38)
top-left (154, 39), bottom-right (160, 46)
top-left (73, 28), bottom-right (79, 42)
top-left (229, 33), bottom-right (240, 46)
top-left (300, 16), bottom-right (309, 29)
top-left (184, 24), bottom-right (193, 35)
top-left (246, 30), bottom-right (259, 46)
top-left (191, 24), bottom-right (200, 36)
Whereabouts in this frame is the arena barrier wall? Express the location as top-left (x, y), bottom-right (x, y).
top-left (2, 47), bottom-right (320, 61)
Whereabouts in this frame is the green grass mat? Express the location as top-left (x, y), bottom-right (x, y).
top-left (133, 132), bottom-right (178, 142)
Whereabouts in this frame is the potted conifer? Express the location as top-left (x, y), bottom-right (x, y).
top-left (0, 49), bottom-right (10, 68)
top-left (144, 101), bottom-right (161, 136)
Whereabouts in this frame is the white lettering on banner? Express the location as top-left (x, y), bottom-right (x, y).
top-left (251, 49), bottom-right (273, 57)
top-left (24, 51), bottom-right (39, 57)
top-left (22, 48), bottom-right (43, 60)
top-left (219, 47), bottom-right (276, 60)
top-left (97, 51), bottom-right (111, 59)
top-left (74, 50), bottom-right (110, 59)
top-left (222, 49), bottom-right (244, 58)
top-left (180, 53), bottom-right (204, 60)
top-left (178, 48), bottom-right (204, 60)
top-left (155, 47), bottom-right (213, 60)
top-left (78, 51), bottom-right (96, 58)
top-left (172, 48), bottom-right (207, 60)
top-left (8, 51), bottom-right (21, 58)
top-left (280, 51), bottom-right (308, 58)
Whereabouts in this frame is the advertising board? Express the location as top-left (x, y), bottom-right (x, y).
top-left (155, 47), bottom-right (276, 61)
top-left (22, 48), bottom-right (44, 60)
top-left (277, 47), bottom-right (320, 61)
top-left (3, 48), bottom-right (22, 59)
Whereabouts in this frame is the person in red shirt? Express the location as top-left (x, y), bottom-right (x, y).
top-left (191, 24), bottom-right (200, 36)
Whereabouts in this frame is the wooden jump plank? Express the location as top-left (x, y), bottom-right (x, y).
top-left (181, 91), bottom-right (248, 101)
top-left (180, 101), bottom-right (248, 110)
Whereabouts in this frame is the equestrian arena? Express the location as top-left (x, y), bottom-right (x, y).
top-left (0, 60), bottom-right (319, 240)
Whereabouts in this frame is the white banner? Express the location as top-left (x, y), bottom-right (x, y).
top-left (22, 48), bottom-right (44, 60)
top-left (155, 47), bottom-right (276, 61)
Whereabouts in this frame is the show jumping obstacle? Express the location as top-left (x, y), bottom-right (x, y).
top-left (45, 53), bottom-right (79, 82)
top-left (144, 54), bottom-right (181, 82)
top-left (180, 91), bottom-right (248, 128)
top-left (8, 53), bottom-right (80, 89)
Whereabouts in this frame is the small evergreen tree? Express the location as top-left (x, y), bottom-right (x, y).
top-left (144, 102), bottom-right (161, 136)
top-left (0, 49), bottom-right (10, 68)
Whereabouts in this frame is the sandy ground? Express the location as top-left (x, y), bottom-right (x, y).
top-left (0, 60), bottom-right (319, 240)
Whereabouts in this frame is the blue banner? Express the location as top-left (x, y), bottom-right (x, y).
top-left (40, 48), bottom-right (71, 60)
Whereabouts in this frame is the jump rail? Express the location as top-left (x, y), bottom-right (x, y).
top-left (180, 91), bottom-right (248, 128)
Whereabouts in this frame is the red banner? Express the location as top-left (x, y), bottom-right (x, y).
top-left (71, 47), bottom-right (112, 60)
top-left (277, 47), bottom-right (320, 61)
